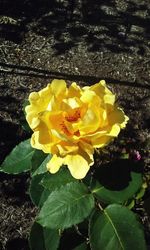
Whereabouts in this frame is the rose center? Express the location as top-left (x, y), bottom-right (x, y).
top-left (65, 109), bottom-right (80, 122)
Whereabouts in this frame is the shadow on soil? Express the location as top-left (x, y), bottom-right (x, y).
top-left (5, 238), bottom-right (29, 250)
top-left (0, 62), bottom-right (150, 90)
top-left (0, 172), bottom-right (30, 205)
top-left (0, 0), bottom-right (150, 54)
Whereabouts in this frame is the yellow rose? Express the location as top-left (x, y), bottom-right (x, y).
top-left (25, 80), bottom-right (129, 179)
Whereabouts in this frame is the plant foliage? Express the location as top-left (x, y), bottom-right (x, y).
top-left (0, 140), bottom-right (147, 249)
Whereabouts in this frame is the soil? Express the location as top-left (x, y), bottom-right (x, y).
top-left (0, 0), bottom-right (150, 249)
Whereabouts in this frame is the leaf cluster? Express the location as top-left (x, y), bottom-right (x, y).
top-left (0, 139), bottom-right (147, 250)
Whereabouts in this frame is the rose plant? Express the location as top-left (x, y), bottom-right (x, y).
top-left (0, 80), bottom-right (147, 250)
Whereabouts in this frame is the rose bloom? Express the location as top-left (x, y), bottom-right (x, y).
top-left (25, 80), bottom-right (128, 179)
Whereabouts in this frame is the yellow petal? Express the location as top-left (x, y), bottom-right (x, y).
top-left (29, 92), bottom-right (40, 103)
top-left (64, 97), bottom-right (80, 109)
top-left (99, 80), bottom-right (106, 86)
top-left (80, 129), bottom-right (107, 140)
top-left (68, 82), bottom-right (82, 98)
top-left (89, 81), bottom-right (105, 97)
top-left (79, 141), bottom-right (94, 164)
top-left (30, 117), bottom-right (40, 130)
top-left (80, 90), bottom-right (96, 103)
top-left (47, 155), bottom-right (64, 174)
top-left (26, 110), bottom-right (40, 130)
top-left (31, 132), bottom-right (43, 150)
top-left (39, 83), bottom-right (51, 98)
top-left (108, 124), bottom-right (120, 137)
top-left (108, 107), bottom-right (128, 128)
top-left (57, 143), bottom-right (78, 156)
top-left (39, 110), bottom-right (66, 133)
top-left (64, 154), bottom-right (90, 179)
top-left (26, 84), bottom-right (53, 129)
top-left (38, 129), bottom-right (52, 145)
top-left (47, 96), bottom-right (57, 111)
top-left (121, 114), bottom-right (129, 128)
top-left (31, 127), bottom-right (60, 153)
top-left (51, 129), bottom-right (68, 141)
top-left (90, 80), bottom-right (113, 98)
top-left (79, 106), bottom-right (100, 134)
top-left (38, 111), bottom-right (51, 129)
top-left (91, 135), bottom-right (111, 148)
top-left (51, 79), bottom-right (67, 97)
top-left (31, 132), bottom-right (48, 153)
top-left (104, 94), bottom-right (115, 105)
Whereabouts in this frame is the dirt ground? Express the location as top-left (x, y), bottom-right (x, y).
top-left (0, 0), bottom-right (150, 249)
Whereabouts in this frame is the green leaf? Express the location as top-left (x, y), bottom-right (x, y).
top-left (29, 174), bottom-right (50, 208)
top-left (126, 199), bottom-right (135, 210)
top-left (120, 153), bottom-right (129, 159)
top-left (37, 182), bottom-right (95, 229)
top-left (89, 204), bottom-right (146, 250)
top-left (30, 153), bottom-right (52, 207)
top-left (22, 99), bottom-right (30, 115)
top-left (73, 242), bottom-right (88, 250)
top-left (31, 150), bottom-right (48, 174)
top-left (91, 159), bottom-right (143, 205)
top-left (0, 139), bottom-right (34, 174)
top-left (32, 155), bottom-right (51, 177)
top-left (136, 182), bottom-right (147, 200)
top-left (91, 171), bottom-right (143, 205)
top-left (21, 120), bottom-right (32, 134)
top-left (40, 167), bottom-right (77, 192)
top-left (29, 221), bottom-right (60, 250)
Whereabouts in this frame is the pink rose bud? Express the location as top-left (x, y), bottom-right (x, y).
top-left (134, 150), bottom-right (141, 161)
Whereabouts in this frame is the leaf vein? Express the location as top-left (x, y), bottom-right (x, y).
top-left (104, 210), bottom-right (124, 250)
